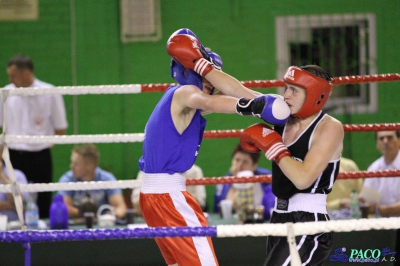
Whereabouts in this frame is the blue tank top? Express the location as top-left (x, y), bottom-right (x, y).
top-left (138, 85), bottom-right (206, 174)
top-left (272, 111), bottom-right (340, 199)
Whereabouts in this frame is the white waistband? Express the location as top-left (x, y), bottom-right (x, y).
top-left (140, 173), bottom-right (186, 193)
top-left (274, 193), bottom-right (327, 214)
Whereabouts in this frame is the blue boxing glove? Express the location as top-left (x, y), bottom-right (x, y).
top-left (236, 94), bottom-right (290, 126)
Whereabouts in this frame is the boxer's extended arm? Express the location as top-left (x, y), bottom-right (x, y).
top-left (167, 34), bottom-right (261, 100)
top-left (174, 85), bottom-right (238, 114)
top-left (203, 69), bottom-right (262, 99)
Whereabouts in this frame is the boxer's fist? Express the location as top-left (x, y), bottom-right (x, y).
top-left (240, 123), bottom-right (291, 164)
top-left (167, 34), bottom-right (201, 70)
top-left (167, 34), bottom-right (213, 76)
top-left (168, 28), bottom-right (209, 60)
top-left (236, 94), bottom-right (290, 126)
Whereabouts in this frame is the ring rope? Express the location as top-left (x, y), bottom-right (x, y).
top-left (186, 169), bottom-right (400, 185)
top-left (1, 123), bottom-right (399, 145)
top-left (1, 73), bottom-right (399, 96)
top-left (203, 123), bottom-right (400, 139)
top-left (2, 133), bottom-right (144, 144)
top-left (0, 180), bottom-right (142, 193)
top-left (1, 170), bottom-right (399, 194)
top-left (0, 84), bottom-right (143, 97)
top-left (1, 217), bottom-right (399, 243)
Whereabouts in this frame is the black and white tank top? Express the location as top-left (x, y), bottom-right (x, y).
top-left (272, 111), bottom-right (340, 199)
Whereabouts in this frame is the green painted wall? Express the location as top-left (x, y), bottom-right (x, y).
top-left (0, 0), bottom-right (399, 210)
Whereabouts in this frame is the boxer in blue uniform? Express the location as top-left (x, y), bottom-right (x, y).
top-left (138, 29), bottom-right (291, 266)
top-left (240, 65), bottom-right (344, 266)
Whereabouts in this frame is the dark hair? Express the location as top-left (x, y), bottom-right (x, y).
top-left (374, 130), bottom-right (400, 140)
top-left (7, 54), bottom-right (34, 72)
top-left (231, 144), bottom-right (260, 164)
top-left (301, 65), bottom-right (333, 82)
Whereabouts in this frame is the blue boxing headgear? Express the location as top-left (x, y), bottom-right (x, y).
top-left (207, 50), bottom-right (223, 71)
top-left (170, 59), bottom-right (203, 89)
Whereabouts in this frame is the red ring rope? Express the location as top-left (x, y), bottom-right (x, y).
top-left (202, 123), bottom-right (400, 139)
top-left (186, 170), bottom-right (400, 186)
top-left (141, 73), bottom-right (400, 92)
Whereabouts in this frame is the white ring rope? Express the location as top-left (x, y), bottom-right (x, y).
top-left (0, 84), bottom-right (143, 97)
top-left (0, 179), bottom-right (142, 193)
top-left (3, 133), bottom-right (144, 144)
top-left (216, 217), bottom-right (400, 237)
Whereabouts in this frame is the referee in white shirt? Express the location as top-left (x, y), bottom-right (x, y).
top-left (0, 54), bottom-right (68, 218)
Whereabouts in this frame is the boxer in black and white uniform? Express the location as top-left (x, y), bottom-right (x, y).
top-left (240, 65), bottom-right (344, 266)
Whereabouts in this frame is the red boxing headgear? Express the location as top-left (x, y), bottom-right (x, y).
top-left (283, 66), bottom-right (334, 119)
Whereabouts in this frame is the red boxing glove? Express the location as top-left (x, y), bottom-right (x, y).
top-left (240, 123), bottom-right (291, 164)
top-left (166, 34), bottom-right (214, 76)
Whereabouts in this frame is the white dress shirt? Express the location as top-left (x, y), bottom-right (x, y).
top-left (0, 78), bottom-right (68, 151)
top-left (363, 151), bottom-right (400, 205)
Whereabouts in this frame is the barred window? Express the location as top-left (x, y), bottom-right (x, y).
top-left (276, 13), bottom-right (377, 114)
